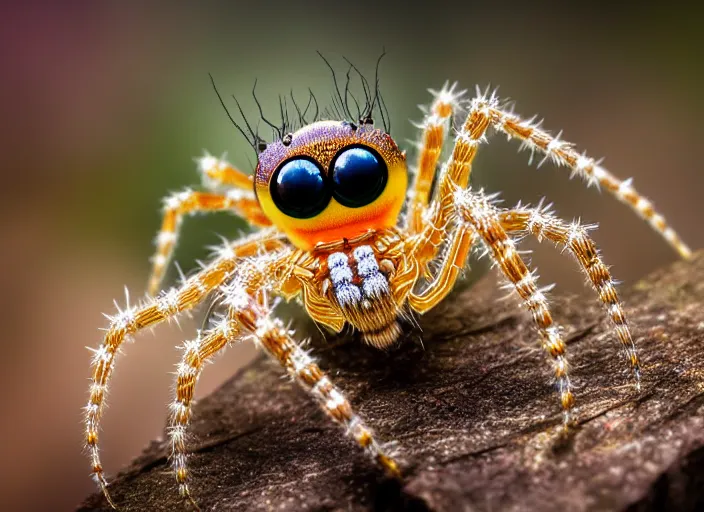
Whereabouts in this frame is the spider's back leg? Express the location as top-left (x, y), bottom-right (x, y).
top-left (405, 82), bottom-right (466, 234)
top-left (454, 188), bottom-right (576, 422)
top-left (499, 205), bottom-right (640, 385)
top-left (169, 256), bottom-right (399, 507)
top-left (147, 153), bottom-right (271, 296)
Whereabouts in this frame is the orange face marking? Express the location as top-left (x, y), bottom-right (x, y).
top-left (254, 120), bottom-right (408, 250)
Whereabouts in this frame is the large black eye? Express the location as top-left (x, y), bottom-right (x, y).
top-left (270, 157), bottom-right (331, 218)
top-left (330, 146), bottom-right (388, 208)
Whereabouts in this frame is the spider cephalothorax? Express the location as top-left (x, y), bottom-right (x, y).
top-left (84, 58), bottom-right (693, 510)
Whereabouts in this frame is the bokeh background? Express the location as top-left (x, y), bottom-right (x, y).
top-left (2, 2), bottom-right (702, 510)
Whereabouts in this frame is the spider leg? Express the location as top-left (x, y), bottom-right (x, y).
top-left (84, 229), bottom-right (282, 508)
top-left (171, 321), bottom-right (232, 511)
top-left (410, 90), bottom-right (495, 266)
top-left (413, 89), bottom-right (691, 263)
top-left (170, 260), bottom-right (399, 506)
top-left (148, 189), bottom-right (270, 296)
top-left (408, 225), bottom-right (476, 313)
top-left (406, 82), bottom-right (466, 233)
top-left (148, 153), bottom-right (272, 296)
top-left (484, 92), bottom-right (691, 259)
top-left (454, 187), bottom-right (575, 424)
top-left (196, 151), bottom-right (258, 192)
top-left (499, 204), bottom-right (640, 386)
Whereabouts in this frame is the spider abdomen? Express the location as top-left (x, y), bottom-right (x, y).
top-left (327, 245), bottom-right (401, 348)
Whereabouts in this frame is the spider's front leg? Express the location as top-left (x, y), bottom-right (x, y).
top-left (169, 258), bottom-right (399, 507)
top-left (84, 229), bottom-right (282, 508)
top-left (483, 90), bottom-right (691, 259)
top-left (148, 153), bottom-right (272, 295)
top-left (413, 88), bottom-right (691, 261)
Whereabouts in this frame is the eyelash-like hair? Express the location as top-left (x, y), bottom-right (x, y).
top-left (209, 50), bottom-right (391, 155)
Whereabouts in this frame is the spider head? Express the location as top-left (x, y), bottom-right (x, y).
top-left (254, 120), bottom-right (407, 250)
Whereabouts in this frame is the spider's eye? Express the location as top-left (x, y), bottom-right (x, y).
top-left (270, 158), bottom-right (331, 219)
top-left (331, 146), bottom-right (388, 208)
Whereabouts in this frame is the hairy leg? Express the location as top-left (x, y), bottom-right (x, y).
top-left (405, 82), bottom-right (466, 234)
top-left (148, 185), bottom-right (270, 295)
top-left (408, 225), bottom-right (476, 313)
top-left (196, 151), bottom-right (258, 192)
top-left (454, 187), bottom-right (575, 423)
top-left (484, 91), bottom-right (691, 259)
top-left (84, 230), bottom-right (281, 507)
top-left (499, 203), bottom-right (640, 384)
top-left (170, 261), bottom-right (398, 507)
top-left (411, 89), bottom-right (494, 264)
top-left (414, 88), bottom-right (691, 264)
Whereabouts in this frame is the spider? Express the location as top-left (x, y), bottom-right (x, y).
top-left (84, 56), bottom-right (692, 510)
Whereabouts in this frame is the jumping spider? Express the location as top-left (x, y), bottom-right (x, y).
top-left (84, 58), bottom-right (692, 509)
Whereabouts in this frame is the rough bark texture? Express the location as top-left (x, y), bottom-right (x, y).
top-left (79, 252), bottom-right (704, 512)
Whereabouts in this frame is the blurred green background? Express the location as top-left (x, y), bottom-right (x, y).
top-left (1, 2), bottom-right (702, 511)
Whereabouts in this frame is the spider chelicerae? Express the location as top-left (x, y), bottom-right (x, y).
top-left (84, 56), bottom-right (692, 509)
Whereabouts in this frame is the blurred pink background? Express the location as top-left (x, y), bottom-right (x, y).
top-left (1, 2), bottom-right (702, 511)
